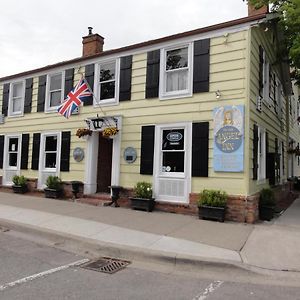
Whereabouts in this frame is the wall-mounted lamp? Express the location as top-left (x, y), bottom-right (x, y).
top-left (215, 90), bottom-right (221, 99)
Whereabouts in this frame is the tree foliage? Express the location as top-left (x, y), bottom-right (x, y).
top-left (247, 0), bottom-right (300, 83)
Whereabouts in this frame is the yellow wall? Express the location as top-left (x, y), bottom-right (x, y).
top-left (248, 26), bottom-right (288, 195)
top-left (0, 30), bottom-right (250, 195)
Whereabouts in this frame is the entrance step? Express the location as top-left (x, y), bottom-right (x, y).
top-left (77, 193), bottom-right (112, 206)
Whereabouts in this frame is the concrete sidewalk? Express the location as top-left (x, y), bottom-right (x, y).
top-left (0, 192), bottom-right (299, 272)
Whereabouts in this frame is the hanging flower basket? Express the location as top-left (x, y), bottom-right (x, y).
top-left (102, 127), bottom-right (119, 138)
top-left (76, 128), bottom-right (92, 138)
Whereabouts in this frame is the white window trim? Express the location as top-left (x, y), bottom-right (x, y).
top-left (45, 71), bottom-right (65, 113)
top-left (38, 132), bottom-right (61, 188)
top-left (93, 58), bottom-right (120, 107)
top-left (257, 126), bottom-right (266, 183)
top-left (159, 42), bottom-right (193, 100)
top-left (8, 81), bottom-right (25, 117)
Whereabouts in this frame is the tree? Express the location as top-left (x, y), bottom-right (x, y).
top-left (246, 0), bottom-right (300, 83)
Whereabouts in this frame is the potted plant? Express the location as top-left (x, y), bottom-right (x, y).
top-left (259, 188), bottom-right (276, 221)
top-left (44, 175), bottom-right (63, 199)
top-left (129, 181), bottom-right (155, 212)
top-left (197, 189), bottom-right (227, 222)
top-left (12, 175), bottom-right (28, 194)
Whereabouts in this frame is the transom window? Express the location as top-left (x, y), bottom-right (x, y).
top-left (161, 129), bottom-right (185, 173)
top-left (8, 138), bottom-right (19, 167)
top-left (44, 135), bottom-right (58, 169)
top-left (9, 82), bottom-right (24, 116)
top-left (160, 44), bottom-right (192, 99)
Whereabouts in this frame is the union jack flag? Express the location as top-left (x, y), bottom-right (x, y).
top-left (57, 78), bottom-right (92, 118)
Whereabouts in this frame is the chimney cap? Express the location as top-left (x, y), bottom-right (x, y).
top-left (88, 27), bottom-right (93, 35)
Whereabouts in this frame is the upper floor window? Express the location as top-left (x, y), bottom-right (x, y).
top-left (160, 44), bottom-right (193, 99)
top-left (94, 59), bottom-right (119, 106)
top-left (8, 81), bottom-right (24, 116)
top-left (45, 72), bottom-right (65, 112)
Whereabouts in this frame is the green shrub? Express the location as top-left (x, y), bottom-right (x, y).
top-left (12, 175), bottom-right (27, 187)
top-left (133, 182), bottom-right (152, 199)
top-left (45, 176), bottom-right (62, 190)
top-left (259, 188), bottom-right (275, 207)
top-left (197, 189), bottom-right (227, 208)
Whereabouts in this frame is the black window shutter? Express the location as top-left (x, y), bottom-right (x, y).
top-left (64, 68), bottom-right (74, 99)
top-left (265, 132), bottom-right (269, 179)
top-left (192, 122), bottom-right (209, 177)
top-left (146, 50), bottom-right (160, 99)
top-left (140, 125), bottom-right (155, 175)
top-left (84, 64), bottom-right (94, 106)
top-left (2, 83), bottom-right (10, 116)
top-left (193, 39), bottom-right (210, 93)
top-left (0, 135), bottom-right (4, 168)
top-left (282, 141), bottom-right (285, 174)
top-left (275, 138), bottom-right (278, 154)
top-left (259, 45), bottom-right (264, 97)
top-left (60, 131), bottom-right (71, 172)
top-left (119, 55), bottom-right (132, 101)
top-left (253, 124), bottom-right (258, 180)
top-left (21, 134), bottom-right (30, 170)
top-left (31, 133), bottom-right (40, 170)
top-left (37, 75), bottom-right (46, 112)
top-left (24, 78), bottom-right (33, 114)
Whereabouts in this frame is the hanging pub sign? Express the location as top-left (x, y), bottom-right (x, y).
top-left (213, 105), bottom-right (244, 172)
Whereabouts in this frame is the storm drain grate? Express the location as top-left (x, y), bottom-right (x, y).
top-left (81, 257), bottom-right (131, 274)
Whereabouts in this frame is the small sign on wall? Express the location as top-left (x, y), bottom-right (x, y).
top-left (213, 105), bottom-right (244, 172)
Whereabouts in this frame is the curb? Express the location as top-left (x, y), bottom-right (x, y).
top-left (0, 218), bottom-right (267, 275)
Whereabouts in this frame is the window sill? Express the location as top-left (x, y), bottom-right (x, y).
top-left (159, 91), bottom-right (192, 101)
top-left (256, 179), bottom-right (267, 185)
top-left (7, 113), bottom-right (24, 118)
top-left (94, 100), bottom-right (119, 107)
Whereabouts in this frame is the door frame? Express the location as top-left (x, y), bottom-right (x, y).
top-left (3, 134), bottom-right (22, 186)
top-left (84, 116), bottom-right (122, 194)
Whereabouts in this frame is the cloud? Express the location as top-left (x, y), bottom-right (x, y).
top-left (0, 0), bottom-right (247, 77)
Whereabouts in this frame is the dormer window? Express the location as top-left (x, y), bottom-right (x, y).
top-left (8, 81), bottom-right (24, 116)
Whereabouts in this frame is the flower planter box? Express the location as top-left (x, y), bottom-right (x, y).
top-left (198, 205), bottom-right (226, 222)
top-left (259, 205), bottom-right (274, 221)
top-left (129, 197), bottom-right (155, 212)
top-left (12, 185), bottom-right (28, 194)
top-left (44, 188), bottom-right (62, 199)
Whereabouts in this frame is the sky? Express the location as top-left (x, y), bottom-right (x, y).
top-left (0, 0), bottom-right (248, 78)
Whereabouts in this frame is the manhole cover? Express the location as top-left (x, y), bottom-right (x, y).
top-left (81, 257), bottom-right (131, 274)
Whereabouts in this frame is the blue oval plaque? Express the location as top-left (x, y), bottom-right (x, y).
top-left (215, 126), bottom-right (242, 153)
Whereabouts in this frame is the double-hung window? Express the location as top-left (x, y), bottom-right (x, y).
top-left (44, 135), bottom-right (58, 169)
top-left (160, 44), bottom-right (193, 99)
top-left (8, 81), bottom-right (24, 116)
top-left (46, 72), bottom-right (64, 111)
top-left (95, 60), bottom-right (119, 106)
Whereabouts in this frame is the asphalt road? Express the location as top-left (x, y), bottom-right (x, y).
top-left (1, 228), bottom-right (300, 300)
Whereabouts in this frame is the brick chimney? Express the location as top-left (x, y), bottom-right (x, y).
top-left (82, 27), bottom-right (104, 57)
top-left (248, 2), bottom-right (269, 16)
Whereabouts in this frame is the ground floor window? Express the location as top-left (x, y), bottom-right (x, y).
top-left (258, 126), bottom-right (266, 181)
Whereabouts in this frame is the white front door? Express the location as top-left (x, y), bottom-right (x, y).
top-left (3, 135), bottom-right (21, 185)
top-left (154, 123), bottom-right (192, 203)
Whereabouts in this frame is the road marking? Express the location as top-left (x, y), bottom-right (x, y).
top-left (0, 258), bottom-right (89, 292)
top-left (192, 280), bottom-right (224, 300)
